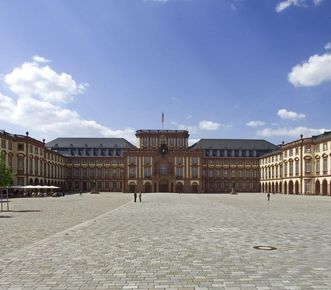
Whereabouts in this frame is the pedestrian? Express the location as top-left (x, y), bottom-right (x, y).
top-left (134, 192), bottom-right (137, 202)
top-left (139, 191), bottom-right (142, 202)
top-left (267, 192), bottom-right (270, 201)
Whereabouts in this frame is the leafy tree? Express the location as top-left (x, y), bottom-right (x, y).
top-left (0, 155), bottom-right (12, 188)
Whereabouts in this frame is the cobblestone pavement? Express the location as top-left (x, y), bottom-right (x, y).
top-left (0, 193), bottom-right (330, 289)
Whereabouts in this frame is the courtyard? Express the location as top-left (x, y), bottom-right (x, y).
top-left (0, 192), bottom-right (330, 289)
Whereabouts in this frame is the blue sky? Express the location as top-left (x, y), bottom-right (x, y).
top-left (0, 0), bottom-right (330, 145)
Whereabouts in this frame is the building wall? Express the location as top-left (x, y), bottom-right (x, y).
top-left (0, 131), bottom-right (66, 189)
top-left (2, 129), bottom-right (331, 195)
top-left (260, 134), bottom-right (331, 196)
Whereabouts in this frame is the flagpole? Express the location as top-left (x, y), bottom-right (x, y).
top-left (161, 112), bottom-right (164, 130)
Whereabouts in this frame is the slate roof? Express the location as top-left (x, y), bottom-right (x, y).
top-left (190, 139), bottom-right (277, 150)
top-left (46, 138), bottom-right (136, 149)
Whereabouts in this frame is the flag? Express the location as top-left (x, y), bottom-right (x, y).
top-left (161, 112), bottom-right (164, 124)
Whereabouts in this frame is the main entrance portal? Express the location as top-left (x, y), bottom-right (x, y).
top-left (159, 180), bottom-right (169, 192)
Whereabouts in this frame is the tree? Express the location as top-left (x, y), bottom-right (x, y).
top-left (0, 155), bottom-right (12, 188)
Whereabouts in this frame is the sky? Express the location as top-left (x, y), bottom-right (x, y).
top-left (0, 0), bottom-right (330, 145)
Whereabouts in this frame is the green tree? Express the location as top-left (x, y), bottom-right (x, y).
top-left (0, 155), bottom-right (12, 188)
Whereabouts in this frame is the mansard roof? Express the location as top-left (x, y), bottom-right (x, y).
top-left (46, 137), bottom-right (136, 149)
top-left (312, 131), bottom-right (331, 143)
top-left (190, 139), bottom-right (277, 151)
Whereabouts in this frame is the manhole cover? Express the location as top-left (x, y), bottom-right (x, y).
top-left (253, 245), bottom-right (277, 251)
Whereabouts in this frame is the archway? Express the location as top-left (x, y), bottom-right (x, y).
top-left (129, 182), bottom-right (136, 193)
top-left (275, 182), bottom-right (278, 193)
top-left (322, 179), bottom-right (327, 195)
top-left (279, 182), bottom-right (282, 194)
top-left (315, 180), bottom-right (320, 195)
top-left (159, 180), bottom-right (169, 192)
top-left (176, 182), bottom-right (183, 193)
top-left (295, 181), bottom-right (299, 194)
top-left (284, 181), bottom-right (287, 194)
top-left (191, 182), bottom-right (198, 193)
top-left (272, 182), bottom-right (275, 193)
top-left (29, 178), bottom-right (33, 185)
top-left (261, 183), bottom-right (264, 193)
top-left (289, 181), bottom-right (294, 194)
top-left (144, 182), bottom-right (152, 193)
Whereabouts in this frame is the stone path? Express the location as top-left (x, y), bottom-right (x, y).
top-left (0, 193), bottom-right (330, 289)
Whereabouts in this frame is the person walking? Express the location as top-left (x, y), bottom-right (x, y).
top-left (134, 192), bottom-right (137, 202)
top-left (139, 191), bottom-right (142, 202)
top-left (267, 192), bottom-right (270, 201)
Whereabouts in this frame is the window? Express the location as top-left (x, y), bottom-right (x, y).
top-left (129, 167), bottom-right (136, 178)
top-left (295, 147), bottom-right (299, 155)
top-left (160, 164), bottom-right (167, 176)
top-left (142, 137), bottom-right (148, 147)
top-left (305, 145), bottom-right (311, 153)
top-left (17, 143), bottom-right (24, 151)
top-left (191, 167), bottom-right (198, 178)
top-left (176, 157), bottom-right (184, 165)
top-left (284, 151), bottom-right (287, 158)
top-left (177, 138), bottom-right (184, 147)
top-left (129, 156), bottom-right (136, 165)
top-left (8, 141), bottom-right (12, 150)
top-left (289, 161), bottom-right (293, 176)
top-left (323, 158), bottom-right (328, 173)
top-left (305, 180), bottom-right (311, 194)
top-left (144, 156), bottom-right (151, 164)
top-left (289, 149), bottom-right (293, 157)
top-left (151, 137), bottom-right (157, 146)
top-left (208, 170), bottom-right (213, 178)
top-left (17, 156), bottom-right (24, 171)
top-left (323, 142), bottom-right (328, 151)
top-left (1, 139), bottom-right (6, 149)
top-left (176, 167), bottom-right (183, 178)
top-left (284, 163), bottom-right (287, 177)
top-left (316, 144), bottom-right (320, 153)
top-left (295, 160), bottom-right (299, 175)
top-left (316, 159), bottom-right (320, 174)
top-left (305, 160), bottom-right (311, 173)
top-left (191, 157), bottom-right (198, 165)
top-left (144, 167), bottom-right (151, 177)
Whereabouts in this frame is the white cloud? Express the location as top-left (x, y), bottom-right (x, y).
top-left (0, 57), bottom-right (135, 143)
top-left (246, 120), bottom-right (265, 127)
top-left (188, 138), bottom-right (200, 146)
top-left (32, 55), bottom-right (51, 63)
top-left (276, 0), bottom-right (303, 12)
top-left (257, 126), bottom-right (328, 138)
top-left (324, 42), bottom-right (331, 50)
top-left (171, 121), bottom-right (198, 133)
top-left (277, 108), bottom-right (305, 120)
top-left (288, 53), bottom-right (331, 87)
top-left (4, 57), bottom-right (87, 104)
top-left (276, 0), bottom-right (322, 12)
top-left (198, 120), bottom-right (221, 131)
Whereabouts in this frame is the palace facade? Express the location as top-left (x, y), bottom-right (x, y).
top-left (260, 132), bottom-right (331, 196)
top-left (1, 129), bottom-right (331, 195)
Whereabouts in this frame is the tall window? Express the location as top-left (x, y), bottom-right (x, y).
top-left (323, 158), bottom-right (328, 173)
top-left (323, 142), bottom-right (328, 151)
top-left (1, 139), bottom-right (6, 148)
top-left (17, 157), bottom-right (24, 171)
top-left (160, 164), bottom-right (167, 176)
top-left (295, 160), bottom-right (299, 175)
top-left (316, 144), bottom-right (320, 153)
top-left (142, 137), bottom-right (148, 147)
top-left (191, 167), bottom-right (198, 178)
top-left (305, 160), bottom-right (311, 173)
top-left (316, 159), bottom-right (320, 174)
top-left (144, 167), bottom-right (151, 177)
top-left (305, 180), bottom-right (311, 194)
top-left (129, 167), bottom-right (136, 178)
top-left (289, 161), bottom-right (293, 176)
top-left (176, 167), bottom-right (183, 178)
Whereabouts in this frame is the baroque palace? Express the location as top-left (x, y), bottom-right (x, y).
top-left (1, 129), bottom-right (331, 195)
